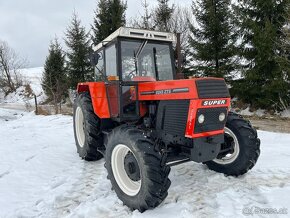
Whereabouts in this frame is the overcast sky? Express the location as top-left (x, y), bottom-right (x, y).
top-left (0, 0), bottom-right (192, 67)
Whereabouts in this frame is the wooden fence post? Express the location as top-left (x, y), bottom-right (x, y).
top-left (34, 94), bottom-right (38, 114)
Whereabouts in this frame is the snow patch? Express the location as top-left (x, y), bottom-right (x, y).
top-left (240, 107), bottom-right (268, 117)
top-left (280, 109), bottom-right (290, 118)
top-left (255, 109), bottom-right (266, 117)
top-left (240, 107), bottom-right (254, 116)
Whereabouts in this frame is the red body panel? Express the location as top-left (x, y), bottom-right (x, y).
top-left (106, 83), bottom-right (119, 117)
top-left (77, 77), bottom-right (230, 139)
top-left (185, 98), bottom-right (231, 138)
top-left (77, 82), bottom-right (110, 118)
top-left (138, 79), bottom-right (198, 100)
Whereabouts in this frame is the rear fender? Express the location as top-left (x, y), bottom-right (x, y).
top-left (77, 82), bottom-right (110, 118)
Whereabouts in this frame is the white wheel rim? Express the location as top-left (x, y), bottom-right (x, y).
top-left (75, 107), bottom-right (85, 147)
top-left (213, 127), bottom-right (240, 165)
top-left (111, 144), bottom-right (141, 196)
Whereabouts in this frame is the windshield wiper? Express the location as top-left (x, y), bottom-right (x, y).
top-left (133, 40), bottom-right (148, 76)
top-left (136, 40), bottom-right (148, 58)
top-left (153, 47), bottom-right (159, 79)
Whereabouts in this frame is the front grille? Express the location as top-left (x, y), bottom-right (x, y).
top-left (194, 107), bottom-right (228, 133)
top-left (156, 100), bottom-right (190, 136)
top-left (196, 79), bottom-right (230, 98)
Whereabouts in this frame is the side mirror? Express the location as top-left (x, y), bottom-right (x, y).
top-left (90, 52), bottom-right (100, 66)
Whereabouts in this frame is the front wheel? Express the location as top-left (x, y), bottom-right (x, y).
top-left (105, 125), bottom-right (171, 212)
top-left (205, 112), bottom-right (260, 176)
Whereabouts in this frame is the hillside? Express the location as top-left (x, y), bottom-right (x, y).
top-left (0, 67), bottom-right (45, 110)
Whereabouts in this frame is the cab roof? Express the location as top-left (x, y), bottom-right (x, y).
top-left (93, 27), bottom-right (176, 51)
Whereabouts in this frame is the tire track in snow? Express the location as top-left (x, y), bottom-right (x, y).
top-left (37, 160), bottom-right (111, 217)
top-left (158, 163), bottom-right (290, 218)
top-left (44, 162), bottom-right (290, 218)
top-left (0, 171), bottom-right (10, 179)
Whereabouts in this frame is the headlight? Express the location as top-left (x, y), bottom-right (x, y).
top-left (219, 112), bottom-right (226, 122)
top-left (198, 114), bottom-right (205, 124)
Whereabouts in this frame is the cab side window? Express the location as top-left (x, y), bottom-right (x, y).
top-left (95, 50), bottom-right (104, 81)
top-left (105, 44), bottom-right (117, 79)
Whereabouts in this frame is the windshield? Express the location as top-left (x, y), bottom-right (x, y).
top-left (121, 40), bottom-right (174, 81)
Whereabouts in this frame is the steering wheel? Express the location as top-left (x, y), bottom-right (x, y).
top-left (126, 70), bottom-right (136, 80)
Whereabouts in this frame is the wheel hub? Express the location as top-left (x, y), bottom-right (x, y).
top-left (75, 107), bottom-right (85, 147)
top-left (217, 134), bottom-right (235, 158)
top-left (213, 127), bottom-right (240, 165)
top-left (111, 144), bottom-right (141, 196)
top-left (124, 152), bottom-right (140, 181)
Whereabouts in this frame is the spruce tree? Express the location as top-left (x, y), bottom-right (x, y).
top-left (92, 0), bottom-right (127, 45)
top-left (42, 38), bottom-right (67, 111)
top-left (234, 0), bottom-right (290, 110)
top-left (188, 0), bottom-right (238, 80)
top-left (110, 0), bottom-right (127, 30)
top-left (281, 7), bottom-right (290, 76)
top-left (154, 0), bottom-right (174, 32)
top-left (65, 12), bottom-right (92, 89)
top-left (92, 0), bottom-right (110, 45)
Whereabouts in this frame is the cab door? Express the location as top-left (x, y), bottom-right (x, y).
top-left (104, 41), bottom-right (140, 122)
top-left (120, 81), bottom-right (139, 121)
top-left (106, 81), bottom-right (139, 122)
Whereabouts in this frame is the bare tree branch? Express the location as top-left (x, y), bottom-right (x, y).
top-left (0, 40), bottom-right (26, 95)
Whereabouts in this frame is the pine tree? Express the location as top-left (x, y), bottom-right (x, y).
top-left (110, 0), bottom-right (127, 30)
top-left (234, 0), bottom-right (290, 111)
top-left (188, 0), bottom-right (238, 80)
top-left (154, 0), bottom-right (174, 32)
top-left (92, 0), bottom-right (110, 45)
top-left (92, 0), bottom-right (127, 45)
top-left (65, 12), bottom-right (92, 89)
top-left (42, 38), bottom-right (67, 113)
top-left (281, 6), bottom-right (290, 75)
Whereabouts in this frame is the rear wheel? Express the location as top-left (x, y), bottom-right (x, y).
top-left (73, 92), bottom-right (103, 161)
top-left (105, 125), bottom-right (171, 212)
top-left (205, 112), bottom-right (260, 176)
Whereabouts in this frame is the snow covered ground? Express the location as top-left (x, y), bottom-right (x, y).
top-left (0, 108), bottom-right (289, 218)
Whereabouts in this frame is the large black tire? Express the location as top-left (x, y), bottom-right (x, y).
top-left (105, 125), bottom-right (171, 212)
top-left (73, 92), bottom-right (103, 161)
top-left (205, 112), bottom-right (260, 176)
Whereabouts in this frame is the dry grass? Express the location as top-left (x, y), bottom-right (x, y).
top-left (35, 104), bottom-right (73, 116)
top-left (35, 106), bottom-right (50, 116)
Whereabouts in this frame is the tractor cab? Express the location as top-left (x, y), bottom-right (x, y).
top-left (91, 27), bottom-right (177, 121)
top-left (92, 27), bottom-right (176, 82)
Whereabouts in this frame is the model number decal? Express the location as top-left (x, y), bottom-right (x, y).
top-left (155, 89), bottom-right (171, 95)
top-left (202, 100), bottom-right (227, 106)
top-left (141, 88), bottom-right (189, 95)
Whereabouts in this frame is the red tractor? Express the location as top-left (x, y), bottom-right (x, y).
top-left (73, 28), bottom-right (260, 212)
